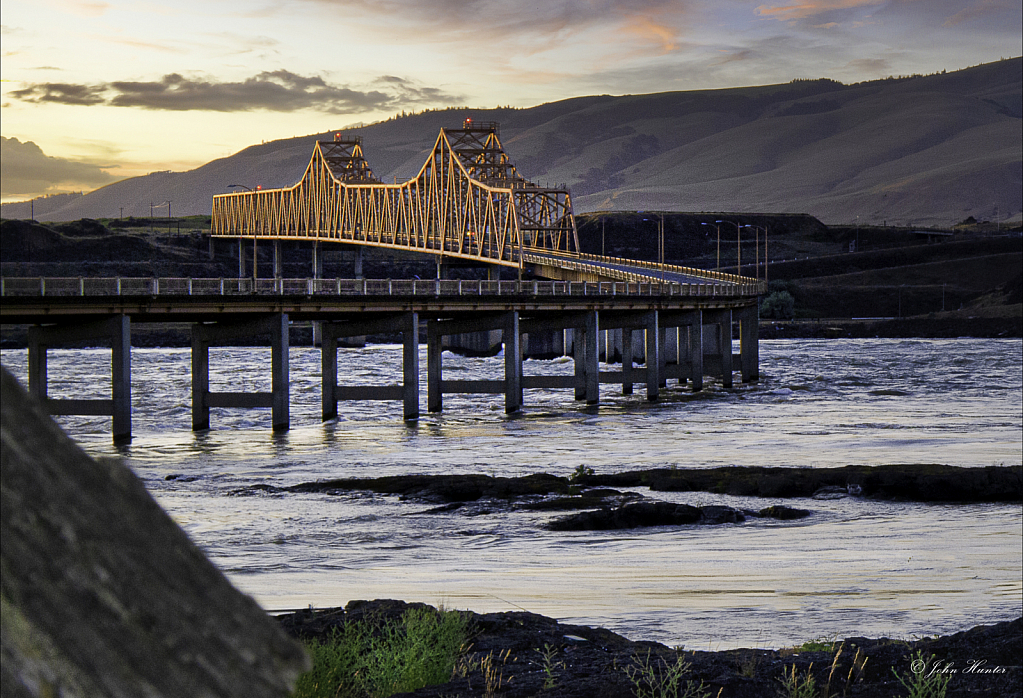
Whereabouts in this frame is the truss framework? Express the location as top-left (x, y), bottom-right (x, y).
top-left (212, 124), bottom-right (579, 268)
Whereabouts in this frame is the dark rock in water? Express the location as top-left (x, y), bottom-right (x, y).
top-left (700, 505), bottom-right (746, 524)
top-left (519, 490), bottom-right (643, 511)
top-left (758, 505), bottom-right (812, 519)
top-left (0, 368), bottom-right (309, 697)
top-left (285, 472), bottom-right (572, 503)
top-left (547, 502), bottom-right (703, 530)
top-left (414, 502), bottom-right (465, 515)
top-left (813, 485), bottom-right (852, 499)
top-left (277, 600), bottom-right (1022, 698)
top-left (579, 463), bottom-right (1021, 503)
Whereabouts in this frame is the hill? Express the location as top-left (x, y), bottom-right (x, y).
top-left (1, 58), bottom-right (1020, 226)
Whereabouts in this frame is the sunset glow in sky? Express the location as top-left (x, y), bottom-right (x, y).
top-left (2, 0), bottom-right (1021, 202)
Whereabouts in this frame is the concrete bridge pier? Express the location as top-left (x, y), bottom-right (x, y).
top-left (573, 312), bottom-right (599, 404)
top-left (426, 312), bottom-right (522, 414)
top-left (521, 329), bottom-right (564, 360)
top-left (237, 240), bottom-right (246, 278)
top-left (28, 316), bottom-right (132, 442)
top-left (645, 311), bottom-right (660, 401)
top-left (622, 328), bottom-right (634, 395)
top-left (703, 309), bottom-right (734, 388)
top-left (322, 312), bottom-right (419, 421)
top-left (191, 313), bottom-right (289, 432)
top-left (739, 304), bottom-right (760, 382)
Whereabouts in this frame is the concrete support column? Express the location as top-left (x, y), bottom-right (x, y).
top-left (110, 315), bottom-right (132, 441)
top-left (706, 309), bottom-right (733, 388)
top-left (739, 304), bottom-right (760, 382)
top-left (273, 240), bottom-right (282, 279)
top-left (584, 311), bottom-right (599, 404)
top-left (353, 247), bottom-right (364, 279)
top-left (658, 326), bottom-right (668, 389)
top-left (208, 236), bottom-right (215, 261)
top-left (645, 311), bottom-right (660, 401)
top-left (191, 325), bottom-right (210, 431)
top-left (487, 266), bottom-right (499, 282)
top-left (503, 311), bottom-right (522, 413)
top-left (573, 329), bottom-right (585, 400)
top-left (270, 313), bottom-right (289, 431)
top-left (427, 321), bottom-right (443, 412)
top-left (621, 327), bottom-right (634, 395)
top-left (321, 325), bottom-right (338, 421)
top-left (687, 310), bottom-right (704, 392)
top-left (237, 240), bottom-right (246, 278)
top-left (252, 238), bottom-right (258, 280)
top-left (402, 312), bottom-right (420, 420)
top-left (27, 331), bottom-right (48, 402)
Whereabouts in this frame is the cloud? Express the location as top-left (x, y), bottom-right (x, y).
top-left (306, 0), bottom-right (687, 42)
top-left (943, 0), bottom-right (1012, 27)
top-left (10, 71), bottom-right (464, 114)
top-left (755, 0), bottom-right (885, 23)
top-left (0, 137), bottom-right (119, 197)
top-left (845, 57), bottom-right (891, 73)
top-left (53, 0), bottom-right (112, 18)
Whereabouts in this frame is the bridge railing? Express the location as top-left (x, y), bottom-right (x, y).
top-left (1, 277), bottom-right (760, 299)
top-left (572, 251), bottom-right (754, 285)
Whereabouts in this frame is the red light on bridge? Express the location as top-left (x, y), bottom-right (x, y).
top-left (256, 185), bottom-right (262, 190)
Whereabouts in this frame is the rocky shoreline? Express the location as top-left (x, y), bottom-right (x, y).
top-left (277, 600), bottom-right (1022, 698)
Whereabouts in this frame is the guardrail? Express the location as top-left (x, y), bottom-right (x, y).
top-left (0, 277), bottom-right (761, 299)
top-left (522, 252), bottom-right (765, 294)
top-left (570, 251), bottom-right (753, 285)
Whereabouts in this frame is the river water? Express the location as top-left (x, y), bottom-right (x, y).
top-left (2, 338), bottom-right (1021, 650)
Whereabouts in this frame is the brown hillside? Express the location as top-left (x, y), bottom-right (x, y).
top-left (3, 59), bottom-right (1019, 227)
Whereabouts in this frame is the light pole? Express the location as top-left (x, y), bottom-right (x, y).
top-left (659, 213), bottom-right (665, 282)
top-left (743, 224), bottom-right (768, 280)
top-left (228, 184), bottom-right (253, 192)
top-left (701, 221), bottom-right (721, 272)
top-left (716, 220), bottom-right (741, 275)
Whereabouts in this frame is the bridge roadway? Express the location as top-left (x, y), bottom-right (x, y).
top-left (1, 276), bottom-right (761, 441)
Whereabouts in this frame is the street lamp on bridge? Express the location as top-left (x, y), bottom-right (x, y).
top-left (700, 221), bottom-right (721, 272)
top-left (716, 220), bottom-right (742, 275)
top-left (742, 224), bottom-right (768, 281)
top-left (228, 184), bottom-right (253, 192)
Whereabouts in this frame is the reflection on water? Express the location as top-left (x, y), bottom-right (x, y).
top-left (2, 338), bottom-right (1021, 649)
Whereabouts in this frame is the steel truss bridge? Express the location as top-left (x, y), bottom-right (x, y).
top-left (211, 121), bottom-right (765, 291)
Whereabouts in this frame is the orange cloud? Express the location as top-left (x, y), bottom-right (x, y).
top-left (944, 0), bottom-right (1007, 27)
top-left (620, 15), bottom-right (680, 53)
top-left (755, 0), bottom-right (883, 22)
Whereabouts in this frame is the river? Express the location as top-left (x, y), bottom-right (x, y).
top-left (2, 337), bottom-right (1020, 650)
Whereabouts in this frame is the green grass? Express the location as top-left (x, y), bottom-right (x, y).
top-left (623, 650), bottom-right (713, 698)
top-left (892, 650), bottom-right (950, 698)
top-left (292, 607), bottom-right (471, 698)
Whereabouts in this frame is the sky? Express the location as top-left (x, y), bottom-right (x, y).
top-left (2, 0), bottom-right (1021, 202)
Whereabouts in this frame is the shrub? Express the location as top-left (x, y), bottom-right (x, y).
top-left (293, 607), bottom-right (470, 698)
top-left (761, 291), bottom-right (796, 319)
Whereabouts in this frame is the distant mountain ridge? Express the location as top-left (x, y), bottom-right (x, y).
top-left (4, 58), bottom-right (1020, 227)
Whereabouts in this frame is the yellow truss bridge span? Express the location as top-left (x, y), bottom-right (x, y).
top-left (211, 121), bottom-right (764, 295)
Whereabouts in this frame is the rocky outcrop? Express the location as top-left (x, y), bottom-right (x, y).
top-left (278, 600), bottom-right (1022, 698)
top-left (1, 368), bottom-right (309, 698)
